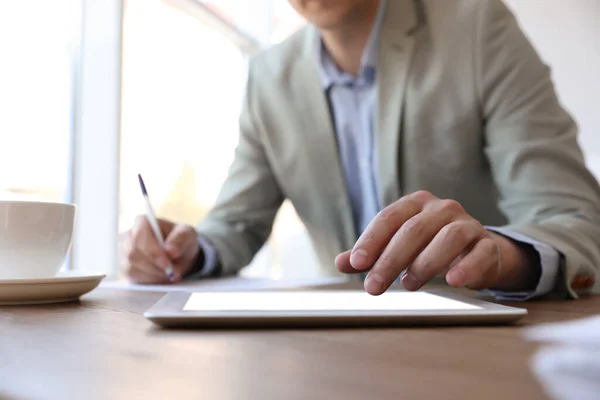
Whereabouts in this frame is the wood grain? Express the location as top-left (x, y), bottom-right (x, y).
top-left (1, 284), bottom-right (598, 400)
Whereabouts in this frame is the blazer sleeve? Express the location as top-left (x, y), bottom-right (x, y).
top-left (196, 62), bottom-right (284, 276)
top-left (477, 0), bottom-right (600, 298)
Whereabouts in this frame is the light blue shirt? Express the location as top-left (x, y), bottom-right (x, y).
top-left (199, 0), bottom-right (561, 300)
top-left (316, 0), bottom-right (384, 236)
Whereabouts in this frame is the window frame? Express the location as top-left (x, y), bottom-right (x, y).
top-left (69, 0), bottom-right (123, 275)
top-left (71, 0), bottom-right (272, 276)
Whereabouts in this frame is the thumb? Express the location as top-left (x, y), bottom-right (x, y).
top-left (164, 224), bottom-right (197, 259)
top-left (157, 218), bottom-right (176, 238)
top-left (335, 249), bottom-right (356, 274)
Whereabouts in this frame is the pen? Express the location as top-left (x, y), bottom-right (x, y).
top-left (137, 174), bottom-right (174, 281)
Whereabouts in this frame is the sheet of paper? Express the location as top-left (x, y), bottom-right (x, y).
top-left (100, 276), bottom-right (349, 292)
top-left (524, 315), bottom-right (600, 347)
top-left (524, 315), bottom-right (600, 400)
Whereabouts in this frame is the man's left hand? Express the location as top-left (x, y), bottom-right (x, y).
top-left (335, 191), bottom-right (536, 295)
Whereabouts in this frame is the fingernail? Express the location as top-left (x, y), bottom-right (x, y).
top-left (165, 244), bottom-right (178, 256)
top-left (350, 249), bottom-right (368, 268)
top-left (447, 267), bottom-right (466, 286)
top-left (365, 273), bottom-right (385, 294)
top-left (156, 256), bottom-right (169, 269)
top-left (401, 273), bottom-right (419, 291)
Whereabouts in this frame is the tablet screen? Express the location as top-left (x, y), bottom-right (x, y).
top-left (183, 291), bottom-right (481, 312)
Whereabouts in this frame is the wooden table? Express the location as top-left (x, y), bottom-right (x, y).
top-left (1, 284), bottom-right (599, 400)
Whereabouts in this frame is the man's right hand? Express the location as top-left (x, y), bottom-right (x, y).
top-left (120, 216), bottom-right (201, 284)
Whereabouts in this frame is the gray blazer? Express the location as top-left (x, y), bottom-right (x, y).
top-left (198, 0), bottom-right (600, 298)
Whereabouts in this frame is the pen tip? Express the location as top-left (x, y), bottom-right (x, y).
top-left (138, 174), bottom-right (148, 196)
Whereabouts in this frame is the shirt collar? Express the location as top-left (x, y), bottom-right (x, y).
top-left (317, 0), bottom-right (386, 89)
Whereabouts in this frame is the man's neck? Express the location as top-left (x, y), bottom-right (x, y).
top-left (320, 0), bottom-right (381, 77)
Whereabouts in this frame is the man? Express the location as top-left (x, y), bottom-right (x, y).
top-left (121, 0), bottom-right (600, 300)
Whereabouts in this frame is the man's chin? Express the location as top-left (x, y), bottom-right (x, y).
top-left (301, 7), bottom-right (354, 30)
top-left (309, 17), bottom-right (348, 32)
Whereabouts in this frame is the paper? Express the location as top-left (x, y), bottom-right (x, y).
top-left (524, 315), bottom-right (600, 348)
top-left (100, 276), bottom-right (349, 293)
top-left (524, 315), bottom-right (600, 400)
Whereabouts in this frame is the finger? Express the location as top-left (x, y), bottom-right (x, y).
top-left (402, 219), bottom-right (484, 291)
top-left (157, 218), bottom-right (177, 238)
top-left (134, 215), bottom-right (176, 238)
top-left (131, 217), bottom-right (170, 270)
top-left (364, 209), bottom-right (456, 295)
top-left (165, 224), bottom-right (198, 259)
top-left (128, 264), bottom-right (171, 284)
top-left (140, 242), bottom-right (170, 271)
top-left (125, 247), bottom-right (165, 275)
top-left (132, 215), bottom-right (177, 252)
top-left (335, 249), bottom-right (364, 274)
top-left (167, 262), bottom-right (188, 282)
top-left (351, 191), bottom-right (436, 271)
top-left (125, 249), bottom-right (170, 283)
top-left (446, 237), bottom-right (500, 290)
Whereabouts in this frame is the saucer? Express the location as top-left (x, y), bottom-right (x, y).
top-left (0, 270), bottom-right (106, 305)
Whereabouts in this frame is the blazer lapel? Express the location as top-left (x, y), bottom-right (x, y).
top-left (292, 28), bottom-right (357, 247)
top-left (376, 0), bottom-right (422, 206)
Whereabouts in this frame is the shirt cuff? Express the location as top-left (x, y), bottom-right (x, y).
top-left (483, 226), bottom-right (560, 301)
top-left (185, 235), bottom-right (219, 280)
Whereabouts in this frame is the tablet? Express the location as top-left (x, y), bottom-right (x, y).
top-left (144, 290), bottom-right (527, 328)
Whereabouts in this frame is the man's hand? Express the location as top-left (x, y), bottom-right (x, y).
top-left (335, 191), bottom-right (538, 295)
top-left (120, 217), bottom-right (200, 284)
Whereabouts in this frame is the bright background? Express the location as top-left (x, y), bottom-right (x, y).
top-left (1, 0), bottom-right (599, 281)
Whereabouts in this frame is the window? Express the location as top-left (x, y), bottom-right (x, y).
top-left (0, 1), bottom-right (78, 204)
top-left (199, 0), bottom-right (304, 44)
top-left (0, 0), bottom-right (81, 271)
top-left (119, 0), bottom-right (248, 232)
top-left (118, 0), bottom-right (319, 279)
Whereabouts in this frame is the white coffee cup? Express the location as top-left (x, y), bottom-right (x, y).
top-left (0, 200), bottom-right (76, 279)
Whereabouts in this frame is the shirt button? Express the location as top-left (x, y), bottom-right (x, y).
top-left (360, 159), bottom-right (369, 169)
